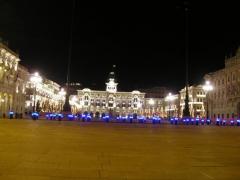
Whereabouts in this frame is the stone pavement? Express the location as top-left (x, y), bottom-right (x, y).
top-left (0, 119), bottom-right (240, 179)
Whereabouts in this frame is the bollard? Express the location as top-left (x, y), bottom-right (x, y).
top-left (9, 111), bottom-right (14, 119)
top-left (220, 119), bottom-right (223, 126)
top-left (128, 115), bottom-right (133, 123)
top-left (57, 114), bottom-right (63, 121)
top-left (67, 114), bottom-right (74, 121)
top-left (129, 117), bottom-right (133, 123)
top-left (237, 120), bottom-right (240, 126)
top-left (206, 119), bottom-right (211, 125)
top-left (122, 116), bottom-right (127, 123)
top-left (152, 116), bottom-right (160, 124)
top-left (190, 118), bottom-right (194, 125)
top-left (31, 112), bottom-right (39, 120)
top-left (81, 114), bottom-right (86, 122)
top-left (138, 116), bottom-right (146, 124)
top-left (116, 116), bottom-right (121, 122)
top-left (103, 115), bottom-right (110, 123)
top-left (86, 115), bottom-right (92, 122)
top-left (195, 118), bottom-right (199, 126)
top-left (222, 120), bottom-right (226, 126)
top-left (174, 117), bottom-right (178, 125)
top-left (182, 118), bottom-right (186, 125)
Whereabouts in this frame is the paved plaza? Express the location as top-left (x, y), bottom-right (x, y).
top-left (0, 119), bottom-right (240, 179)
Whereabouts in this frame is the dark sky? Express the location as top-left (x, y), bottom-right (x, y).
top-left (1, 1), bottom-right (240, 91)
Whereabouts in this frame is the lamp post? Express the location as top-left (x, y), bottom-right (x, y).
top-left (183, 2), bottom-right (190, 118)
top-left (166, 93), bottom-right (175, 120)
top-left (30, 72), bottom-right (42, 112)
top-left (203, 81), bottom-right (213, 119)
top-left (62, 0), bottom-right (76, 114)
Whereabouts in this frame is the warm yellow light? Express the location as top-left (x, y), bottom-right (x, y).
top-left (203, 81), bottom-right (213, 92)
top-left (59, 88), bottom-right (66, 96)
top-left (166, 92), bottom-right (175, 101)
top-left (149, 99), bottom-right (154, 105)
top-left (30, 72), bottom-right (42, 84)
top-left (71, 96), bottom-right (77, 102)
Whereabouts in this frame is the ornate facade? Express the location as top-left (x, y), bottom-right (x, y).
top-left (164, 94), bottom-right (179, 117)
top-left (70, 72), bottom-right (145, 115)
top-left (14, 65), bottom-right (29, 115)
top-left (0, 42), bottom-right (28, 117)
top-left (179, 85), bottom-right (206, 117)
top-left (143, 98), bottom-right (166, 117)
top-left (25, 73), bottom-right (66, 113)
top-left (205, 48), bottom-right (240, 119)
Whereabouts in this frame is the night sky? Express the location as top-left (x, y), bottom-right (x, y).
top-left (1, 1), bottom-right (240, 91)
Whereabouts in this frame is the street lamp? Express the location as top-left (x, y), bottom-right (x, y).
top-left (203, 81), bottom-right (213, 119)
top-left (30, 72), bottom-right (42, 112)
top-left (166, 93), bottom-right (175, 119)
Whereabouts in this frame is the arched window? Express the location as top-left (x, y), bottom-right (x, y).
top-left (134, 98), bottom-right (137, 102)
top-left (84, 96), bottom-right (89, 100)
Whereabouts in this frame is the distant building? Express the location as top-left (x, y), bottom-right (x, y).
top-left (0, 39), bottom-right (67, 117)
top-left (70, 71), bottom-right (145, 115)
top-left (0, 42), bottom-right (27, 117)
top-left (205, 47), bottom-right (240, 119)
top-left (14, 65), bottom-right (29, 115)
top-left (25, 73), bottom-right (66, 113)
top-left (179, 85), bottom-right (206, 117)
top-left (143, 98), bottom-right (164, 116)
top-left (164, 93), bottom-right (180, 118)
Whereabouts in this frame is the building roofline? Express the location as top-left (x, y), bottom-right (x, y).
top-left (77, 89), bottom-right (145, 95)
top-left (0, 42), bottom-right (19, 58)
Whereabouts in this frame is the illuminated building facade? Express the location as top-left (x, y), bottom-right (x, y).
top-left (164, 93), bottom-right (179, 117)
top-left (70, 71), bottom-right (180, 117)
top-left (205, 47), bottom-right (240, 119)
top-left (179, 85), bottom-right (206, 117)
top-left (25, 74), bottom-right (66, 113)
top-left (14, 65), bottom-right (29, 115)
top-left (0, 42), bottom-right (28, 117)
top-left (70, 71), bottom-right (145, 115)
top-left (143, 98), bottom-right (166, 117)
top-left (141, 87), bottom-right (179, 117)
